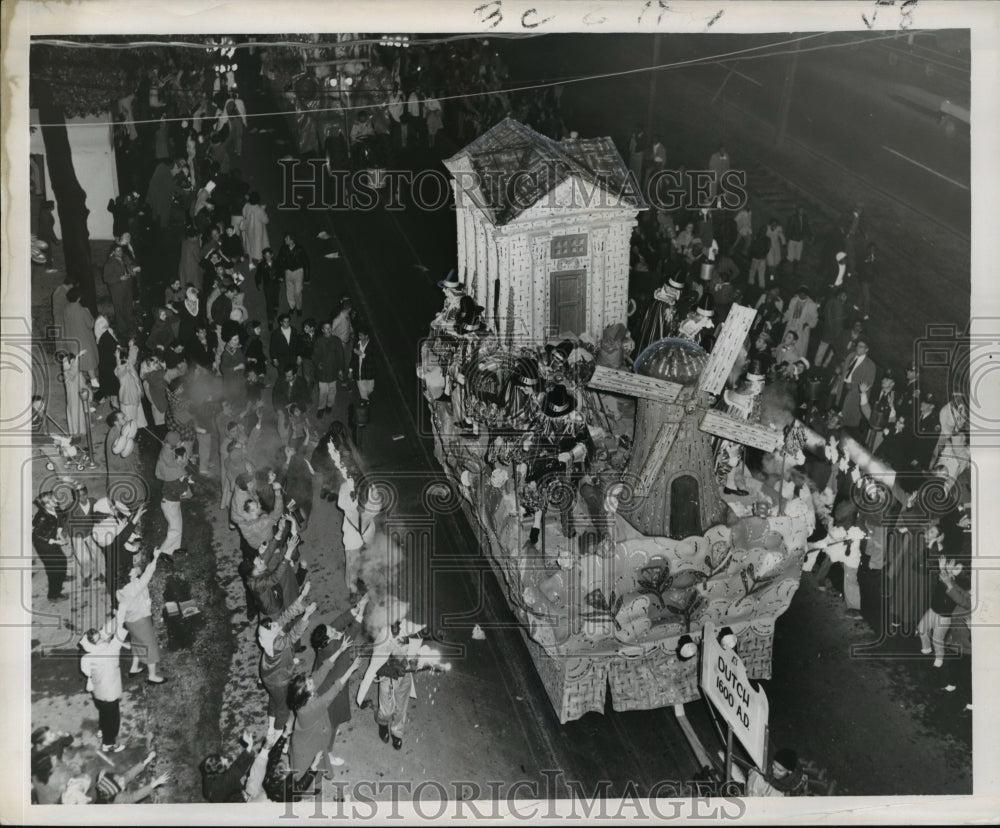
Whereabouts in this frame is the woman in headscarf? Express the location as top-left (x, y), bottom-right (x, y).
top-left (286, 640), bottom-right (361, 777)
top-left (116, 549), bottom-right (167, 684)
top-left (95, 315), bottom-right (120, 407)
top-left (177, 285), bottom-right (204, 350)
top-left (258, 588), bottom-right (315, 734)
top-left (218, 320), bottom-right (247, 406)
top-left (115, 337), bottom-right (148, 429)
top-left (146, 307), bottom-right (178, 354)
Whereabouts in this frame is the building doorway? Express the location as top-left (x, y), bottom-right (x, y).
top-left (549, 269), bottom-right (586, 335)
top-left (669, 474), bottom-right (701, 539)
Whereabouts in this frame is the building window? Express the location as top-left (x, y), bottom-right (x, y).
top-left (551, 233), bottom-right (588, 259)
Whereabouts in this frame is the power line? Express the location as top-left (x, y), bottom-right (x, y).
top-left (31, 30), bottom-right (926, 129)
top-left (30, 33), bottom-right (540, 50)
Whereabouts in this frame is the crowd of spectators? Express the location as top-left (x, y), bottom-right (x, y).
top-left (623, 134), bottom-right (972, 714)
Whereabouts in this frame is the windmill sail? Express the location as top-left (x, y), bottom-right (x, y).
top-left (699, 304), bottom-right (757, 396)
top-left (700, 410), bottom-right (783, 452)
top-left (587, 364), bottom-right (683, 402)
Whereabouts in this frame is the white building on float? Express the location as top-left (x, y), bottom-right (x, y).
top-left (430, 121), bottom-right (808, 725)
top-left (443, 118), bottom-right (645, 345)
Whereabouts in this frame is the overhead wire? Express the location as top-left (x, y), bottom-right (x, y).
top-left (31, 29), bottom-right (942, 129)
top-left (30, 33), bottom-right (543, 50)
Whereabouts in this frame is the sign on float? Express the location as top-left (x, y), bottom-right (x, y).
top-left (700, 622), bottom-right (769, 770)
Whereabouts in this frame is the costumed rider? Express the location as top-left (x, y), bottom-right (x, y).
top-left (695, 236), bottom-right (719, 300)
top-left (684, 238), bottom-right (712, 297)
top-left (674, 292), bottom-right (716, 349)
top-left (636, 276), bottom-right (684, 355)
top-left (447, 312), bottom-right (489, 437)
top-left (430, 271), bottom-right (465, 332)
top-left (487, 355), bottom-right (543, 468)
top-left (714, 360), bottom-right (766, 497)
top-left (422, 272), bottom-right (470, 402)
top-left (595, 323), bottom-right (635, 423)
top-left (518, 383), bottom-right (594, 545)
top-left (596, 323), bottom-right (635, 371)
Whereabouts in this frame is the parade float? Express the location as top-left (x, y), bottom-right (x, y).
top-left (418, 120), bottom-right (816, 724)
top-left (262, 33), bottom-right (388, 157)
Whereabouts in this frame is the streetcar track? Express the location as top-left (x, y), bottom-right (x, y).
top-left (693, 74), bottom-right (971, 244)
top-left (368, 201), bottom-right (708, 792)
top-left (318, 205), bottom-right (573, 795)
top-left (323, 193), bottom-right (714, 795)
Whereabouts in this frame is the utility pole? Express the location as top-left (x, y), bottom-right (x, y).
top-left (646, 34), bottom-right (662, 134)
top-left (774, 38), bottom-right (801, 148)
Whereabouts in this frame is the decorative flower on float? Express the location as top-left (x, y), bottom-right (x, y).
top-left (489, 467), bottom-right (509, 489)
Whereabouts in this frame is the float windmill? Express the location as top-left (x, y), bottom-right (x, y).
top-left (588, 304), bottom-right (783, 538)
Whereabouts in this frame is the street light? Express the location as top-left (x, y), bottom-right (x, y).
top-left (677, 635), bottom-right (698, 661)
top-left (379, 35), bottom-right (410, 48)
top-left (717, 627), bottom-right (737, 650)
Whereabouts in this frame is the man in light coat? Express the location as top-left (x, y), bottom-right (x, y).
top-left (782, 286), bottom-right (819, 361)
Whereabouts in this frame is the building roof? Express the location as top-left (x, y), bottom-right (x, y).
top-left (445, 118), bottom-right (645, 225)
top-left (634, 338), bottom-right (709, 387)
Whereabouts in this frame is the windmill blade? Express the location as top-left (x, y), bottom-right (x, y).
top-left (588, 365), bottom-right (683, 403)
top-left (699, 304), bottom-right (757, 395)
top-left (637, 422), bottom-right (681, 493)
top-left (700, 410), bottom-right (783, 452)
